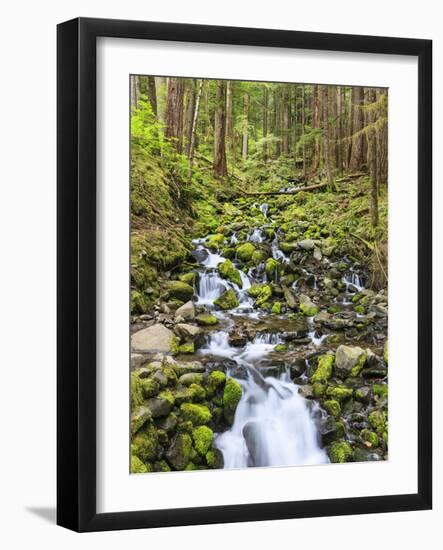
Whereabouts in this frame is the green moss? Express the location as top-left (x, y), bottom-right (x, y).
top-left (223, 378), bottom-right (243, 424)
top-left (271, 301), bottom-right (282, 314)
top-left (159, 389), bottom-right (175, 407)
top-left (196, 313), bottom-right (218, 326)
top-left (192, 425), bottom-right (214, 456)
top-left (384, 340), bottom-right (388, 364)
top-left (360, 429), bottom-right (379, 447)
top-left (131, 372), bottom-right (144, 410)
top-left (189, 383), bottom-right (206, 402)
top-left (327, 304), bottom-right (342, 314)
top-left (131, 406), bottom-right (152, 435)
top-left (354, 305), bottom-right (365, 314)
top-left (312, 382), bottom-right (326, 397)
top-left (180, 403), bottom-right (212, 425)
top-left (274, 343), bottom-right (287, 352)
top-left (299, 302), bottom-right (319, 317)
top-left (170, 335), bottom-right (181, 356)
top-left (255, 285), bottom-right (272, 307)
top-left (206, 370), bottom-right (226, 396)
top-left (214, 288), bottom-right (239, 310)
top-left (165, 281), bottom-right (194, 301)
top-left (326, 385), bottom-right (353, 401)
top-left (369, 409), bottom-right (387, 433)
top-left (154, 459), bottom-right (171, 472)
top-left (218, 259), bottom-right (243, 287)
top-left (179, 272), bottom-right (197, 286)
top-left (247, 283), bottom-right (267, 298)
top-left (373, 383), bottom-right (388, 399)
top-left (351, 351), bottom-right (367, 377)
top-left (184, 462), bottom-right (199, 471)
top-left (166, 432), bottom-right (193, 470)
top-left (179, 342), bottom-right (195, 354)
top-left (328, 441), bottom-right (353, 463)
top-left (265, 258), bottom-right (279, 279)
top-left (140, 377), bottom-right (160, 399)
top-left (131, 290), bottom-right (148, 314)
top-left (311, 354), bottom-right (334, 384)
top-left (323, 399), bottom-right (341, 416)
top-left (131, 423), bottom-right (158, 463)
top-left (207, 233), bottom-right (226, 250)
top-left (236, 242), bottom-right (256, 262)
top-left (131, 454), bottom-right (148, 474)
top-left (251, 250), bottom-right (266, 265)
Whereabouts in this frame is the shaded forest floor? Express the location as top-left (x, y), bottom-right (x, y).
top-left (131, 151), bottom-right (387, 314)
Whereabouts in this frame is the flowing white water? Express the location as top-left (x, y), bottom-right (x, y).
top-left (194, 236), bottom-right (329, 469)
top-left (342, 271), bottom-right (364, 292)
top-left (259, 203), bottom-right (269, 218)
top-left (249, 228), bottom-right (264, 243)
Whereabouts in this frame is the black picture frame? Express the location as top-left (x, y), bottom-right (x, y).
top-left (57, 17), bottom-right (432, 532)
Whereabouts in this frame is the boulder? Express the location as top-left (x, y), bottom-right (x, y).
top-left (335, 345), bottom-right (367, 378)
top-left (282, 285), bottom-right (297, 309)
top-left (174, 300), bottom-right (195, 321)
top-left (131, 324), bottom-right (177, 354)
top-left (313, 247), bottom-right (322, 261)
top-left (299, 294), bottom-right (318, 317)
top-left (196, 313), bottom-right (218, 326)
top-left (166, 433), bottom-right (193, 470)
top-left (214, 288), bottom-right (239, 310)
top-left (174, 323), bottom-right (202, 341)
top-left (218, 259), bottom-right (243, 287)
top-left (131, 353), bottom-right (145, 370)
top-left (165, 280), bottom-right (194, 301)
top-left (131, 406), bottom-right (152, 435)
top-left (298, 239), bottom-right (315, 250)
top-left (146, 395), bottom-right (173, 418)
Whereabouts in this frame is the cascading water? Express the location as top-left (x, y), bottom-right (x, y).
top-left (259, 202), bottom-right (269, 218)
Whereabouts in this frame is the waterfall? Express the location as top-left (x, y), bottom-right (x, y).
top-left (259, 203), bottom-right (269, 218)
top-left (193, 231), bottom-right (329, 470)
top-left (249, 228), bottom-right (264, 243)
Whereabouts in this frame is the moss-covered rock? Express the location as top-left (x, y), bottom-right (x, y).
top-left (206, 370), bottom-right (226, 396)
top-left (132, 423), bottom-right (158, 463)
top-left (360, 429), bottom-right (379, 447)
top-left (326, 385), bottom-right (353, 401)
top-left (368, 409), bottom-right (387, 433)
top-left (274, 343), bottom-right (287, 352)
top-left (218, 259), bottom-right (243, 287)
top-left (140, 377), bottom-right (160, 399)
top-left (192, 425), bottom-right (214, 456)
top-left (131, 454), bottom-right (148, 474)
top-left (165, 281), bottom-right (194, 302)
top-left (271, 301), bottom-right (282, 314)
top-left (328, 441), bottom-right (353, 463)
top-left (236, 242), bottom-right (255, 262)
top-left (180, 403), bottom-right (212, 425)
top-left (311, 354), bottom-right (334, 384)
top-left (131, 372), bottom-right (144, 410)
top-left (384, 340), bottom-right (388, 364)
top-left (223, 377), bottom-right (243, 424)
top-left (207, 233), bottom-right (226, 250)
top-left (372, 383), bottom-right (388, 399)
top-left (251, 250), bottom-right (266, 265)
top-left (179, 342), bottom-right (195, 354)
top-left (179, 272), bottom-right (197, 286)
top-left (255, 284), bottom-right (272, 307)
top-left (247, 283), bottom-right (267, 298)
top-left (206, 448), bottom-right (224, 469)
top-left (335, 345), bottom-right (367, 378)
top-left (196, 313), bottom-right (218, 326)
top-left (131, 406), bottom-right (152, 435)
top-left (166, 432), bottom-right (193, 470)
top-left (189, 383), bottom-right (206, 402)
top-left (214, 288), bottom-right (239, 310)
top-left (265, 258), bottom-right (279, 280)
top-left (299, 294), bottom-right (319, 316)
top-left (323, 399), bottom-right (341, 417)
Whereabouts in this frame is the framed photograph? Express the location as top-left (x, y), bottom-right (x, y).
top-left (57, 17), bottom-right (432, 532)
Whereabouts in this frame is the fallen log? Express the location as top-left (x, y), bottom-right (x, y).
top-left (241, 182), bottom-right (328, 196)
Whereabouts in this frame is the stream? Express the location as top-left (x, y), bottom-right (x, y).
top-left (189, 204), bottom-right (371, 469)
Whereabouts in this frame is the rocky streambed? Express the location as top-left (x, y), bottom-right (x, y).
top-left (130, 198), bottom-right (388, 474)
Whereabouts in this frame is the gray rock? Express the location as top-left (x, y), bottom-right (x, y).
top-left (174, 323), bottom-right (202, 341)
top-left (313, 247), bottom-right (322, 261)
top-left (166, 433), bottom-right (192, 470)
top-left (175, 300), bottom-right (196, 321)
top-left (146, 396), bottom-right (172, 418)
top-left (335, 345), bottom-right (366, 378)
top-left (130, 406), bottom-right (152, 435)
top-left (131, 324), bottom-right (176, 354)
top-left (282, 285), bottom-right (297, 308)
top-left (131, 353), bottom-right (145, 370)
top-left (298, 384), bottom-right (314, 399)
top-left (179, 372), bottom-right (204, 386)
top-left (298, 239), bottom-right (315, 250)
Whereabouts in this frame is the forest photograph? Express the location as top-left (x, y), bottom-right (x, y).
top-left (129, 75), bottom-right (388, 474)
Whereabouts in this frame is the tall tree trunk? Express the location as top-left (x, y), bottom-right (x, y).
top-left (336, 86), bottom-right (343, 175)
top-left (311, 85), bottom-right (320, 173)
top-left (301, 85), bottom-right (307, 179)
top-left (188, 79), bottom-right (203, 181)
top-left (165, 78), bottom-right (185, 152)
top-left (184, 80), bottom-right (196, 157)
top-left (262, 85), bottom-right (268, 162)
top-left (274, 88), bottom-right (281, 158)
top-left (349, 86), bottom-right (365, 172)
top-left (366, 88), bottom-right (379, 227)
top-left (321, 85), bottom-right (334, 190)
top-left (214, 80), bottom-right (228, 177)
top-left (226, 81), bottom-right (234, 158)
top-left (282, 85), bottom-right (290, 155)
top-left (154, 77), bottom-right (166, 125)
top-left (131, 75), bottom-right (140, 109)
top-left (146, 77), bottom-right (157, 116)
top-left (242, 92), bottom-right (249, 160)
